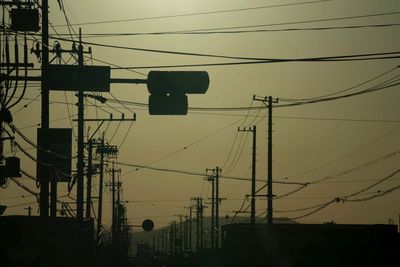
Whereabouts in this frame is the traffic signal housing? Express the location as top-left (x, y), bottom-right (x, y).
top-left (147, 71), bottom-right (209, 115)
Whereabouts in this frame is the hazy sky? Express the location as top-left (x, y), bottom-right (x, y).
top-left (2, 0), bottom-right (400, 229)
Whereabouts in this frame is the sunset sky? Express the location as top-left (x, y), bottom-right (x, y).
top-left (2, 0), bottom-right (400, 230)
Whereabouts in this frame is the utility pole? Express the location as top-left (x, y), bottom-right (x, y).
top-left (164, 230), bottom-right (168, 256)
top-left (206, 172), bottom-right (215, 249)
top-left (97, 133), bottom-right (105, 241)
top-left (238, 126), bottom-right (257, 225)
top-left (184, 215), bottom-right (188, 251)
top-left (169, 223), bottom-right (174, 257)
top-left (253, 96), bottom-right (278, 224)
top-left (24, 206), bottom-right (32, 216)
top-left (40, 0), bottom-right (49, 218)
top-left (157, 231), bottom-right (160, 255)
top-left (194, 197), bottom-right (200, 252)
top-left (189, 204), bottom-right (193, 251)
top-left (76, 28), bottom-right (84, 221)
top-left (85, 139), bottom-right (93, 218)
top-left (174, 221), bottom-right (178, 257)
top-left (207, 167), bottom-right (221, 248)
top-left (215, 167), bottom-right (220, 248)
top-left (200, 197), bottom-right (204, 251)
top-left (108, 161), bottom-right (121, 246)
top-left (179, 214), bottom-right (183, 253)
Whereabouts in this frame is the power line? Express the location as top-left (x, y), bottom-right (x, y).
top-left (165, 11), bottom-right (400, 33)
top-left (114, 160), bottom-right (306, 185)
top-left (49, 35), bottom-right (400, 64)
top-left (285, 124), bottom-right (400, 179)
top-left (52, 0), bottom-right (333, 27)
top-left (283, 168), bottom-right (400, 220)
top-left (68, 23), bottom-right (400, 38)
top-left (280, 65), bottom-right (400, 102)
top-left (122, 116), bottom-right (245, 176)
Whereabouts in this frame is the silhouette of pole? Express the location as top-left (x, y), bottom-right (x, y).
top-left (76, 28), bottom-right (84, 221)
top-left (85, 139), bottom-right (93, 218)
top-left (253, 95), bottom-right (278, 224)
top-left (173, 221), bottom-right (177, 258)
top-left (251, 126), bottom-right (257, 225)
top-left (179, 214), bottom-right (183, 253)
top-left (170, 224), bottom-right (174, 256)
top-left (205, 173), bottom-right (215, 249)
top-left (165, 230), bottom-right (169, 256)
top-left (97, 133), bottom-right (105, 241)
top-left (267, 96), bottom-right (273, 224)
top-left (184, 215), bottom-right (188, 251)
top-left (200, 197), bottom-right (204, 250)
top-left (40, 0), bottom-right (49, 218)
top-left (211, 176), bottom-right (215, 249)
top-left (157, 231), bottom-right (160, 254)
top-left (215, 166), bottom-right (220, 248)
top-left (117, 175), bottom-right (121, 246)
top-left (189, 205), bottom-right (192, 251)
top-left (111, 161), bottom-right (116, 246)
top-left (195, 198), bottom-right (200, 252)
top-left (238, 127), bottom-right (257, 225)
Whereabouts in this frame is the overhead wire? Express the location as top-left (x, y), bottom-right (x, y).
top-left (280, 65), bottom-right (400, 102)
top-left (53, 0), bottom-right (333, 27)
top-left (281, 167), bottom-right (400, 220)
top-left (49, 35), bottom-right (400, 64)
top-left (122, 116), bottom-right (246, 176)
top-left (285, 124), bottom-right (400, 179)
top-left (74, 22), bottom-right (400, 37)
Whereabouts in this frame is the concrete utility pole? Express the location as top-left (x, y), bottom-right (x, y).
top-left (97, 133), bottom-right (105, 240)
top-left (179, 214), bottom-right (183, 253)
top-left (194, 197), bottom-right (200, 252)
top-left (157, 231), bottom-right (160, 254)
top-left (215, 167), bottom-right (220, 248)
top-left (200, 197), bottom-right (204, 250)
top-left (184, 215), bottom-right (188, 251)
top-left (76, 28), bottom-right (85, 221)
top-left (253, 96), bottom-right (278, 224)
top-left (85, 139), bottom-right (93, 218)
top-left (108, 161), bottom-right (121, 246)
top-left (206, 172), bottom-right (215, 249)
top-left (238, 126), bottom-right (257, 225)
top-left (189, 205), bottom-right (193, 251)
top-left (40, 0), bottom-right (49, 218)
top-left (207, 167), bottom-right (221, 248)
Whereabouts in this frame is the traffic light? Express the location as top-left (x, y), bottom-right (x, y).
top-left (147, 71), bottom-right (209, 115)
top-left (142, 219), bottom-right (154, 232)
top-left (148, 94), bottom-right (188, 115)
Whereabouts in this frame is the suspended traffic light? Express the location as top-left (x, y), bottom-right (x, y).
top-left (147, 71), bottom-right (209, 94)
top-left (146, 71), bottom-right (209, 115)
top-left (148, 94), bottom-right (188, 115)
